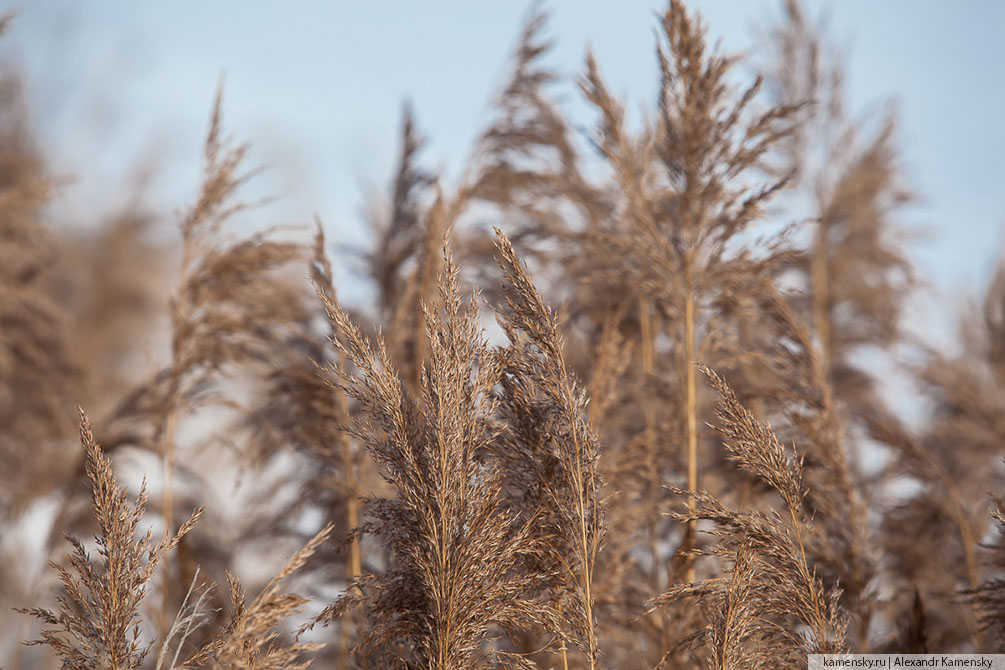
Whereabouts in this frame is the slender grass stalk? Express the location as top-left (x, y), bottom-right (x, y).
top-left (684, 279), bottom-right (698, 584)
top-left (494, 229), bottom-right (604, 669)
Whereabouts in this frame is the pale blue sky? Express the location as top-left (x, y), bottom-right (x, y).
top-left (4, 1), bottom-right (1004, 336)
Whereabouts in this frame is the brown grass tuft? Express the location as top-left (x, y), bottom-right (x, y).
top-left (18, 410), bottom-right (203, 670)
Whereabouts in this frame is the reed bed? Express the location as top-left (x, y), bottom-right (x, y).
top-left (2, 2), bottom-right (1002, 668)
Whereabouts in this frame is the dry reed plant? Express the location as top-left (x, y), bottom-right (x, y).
top-left (0, 35), bottom-right (86, 665)
top-left (493, 229), bottom-right (606, 669)
top-left (466, 3), bottom-right (809, 663)
top-left (0, 43), bottom-right (78, 517)
top-left (16, 405), bottom-right (329, 666)
top-left (175, 523), bottom-right (332, 670)
top-left (19, 409), bottom-right (332, 670)
top-left (874, 261), bottom-right (1005, 652)
top-left (99, 90), bottom-right (311, 643)
top-left (649, 366), bottom-right (848, 668)
top-left (717, 272), bottom-right (874, 652)
top-left (966, 492), bottom-right (1005, 652)
top-left (17, 411), bottom-right (203, 670)
top-left (764, 1), bottom-right (915, 401)
top-left (147, 89), bottom-right (303, 533)
top-left (748, 0), bottom-right (924, 652)
top-left (13, 84), bottom-right (325, 666)
top-left (242, 221), bottom-right (368, 668)
top-left (312, 237), bottom-right (567, 670)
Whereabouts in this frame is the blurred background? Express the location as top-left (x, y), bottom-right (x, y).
top-left (4, 0), bottom-right (1003, 320)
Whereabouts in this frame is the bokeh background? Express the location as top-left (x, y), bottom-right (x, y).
top-left (5, 1), bottom-right (1004, 323)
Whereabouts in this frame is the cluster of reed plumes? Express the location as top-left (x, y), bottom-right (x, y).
top-left (2, 2), bottom-right (1003, 669)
